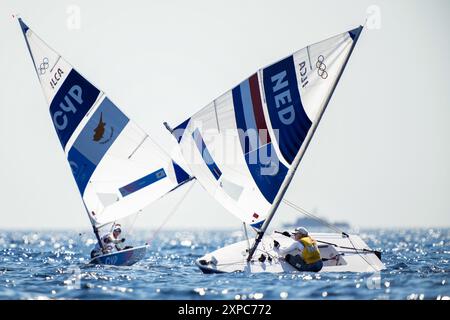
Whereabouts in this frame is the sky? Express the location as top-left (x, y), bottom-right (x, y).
top-left (0, 0), bottom-right (449, 231)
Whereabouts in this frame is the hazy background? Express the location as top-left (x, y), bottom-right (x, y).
top-left (1, 0), bottom-right (449, 231)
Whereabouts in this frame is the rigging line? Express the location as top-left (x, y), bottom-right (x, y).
top-left (243, 222), bottom-right (251, 253)
top-left (83, 92), bottom-right (105, 119)
top-left (216, 251), bottom-right (280, 267)
top-left (282, 199), bottom-right (379, 271)
top-left (213, 100), bottom-right (220, 133)
top-left (259, 243), bottom-right (278, 261)
top-left (128, 134), bottom-right (148, 159)
top-left (242, 141), bottom-right (272, 157)
top-left (207, 252), bottom-right (281, 268)
top-left (126, 209), bottom-right (141, 236)
top-left (215, 260), bottom-right (251, 267)
top-left (283, 199), bottom-right (339, 232)
top-left (315, 239), bottom-right (378, 254)
top-left (145, 180), bottom-right (196, 246)
top-left (347, 234), bottom-right (379, 273)
top-left (282, 199), bottom-right (344, 234)
top-left (306, 45), bottom-right (313, 70)
top-left (273, 230), bottom-right (375, 256)
top-left (281, 199), bottom-right (379, 270)
top-left (49, 55), bottom-right (61, 72)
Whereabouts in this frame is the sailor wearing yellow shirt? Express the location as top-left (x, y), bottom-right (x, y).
top-left (273, 227), bottom-right (323, 272)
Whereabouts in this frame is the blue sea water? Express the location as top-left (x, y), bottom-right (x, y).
top-left (0, 228), bottom-right (448, 300)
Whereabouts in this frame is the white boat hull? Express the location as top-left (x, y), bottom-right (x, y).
top-left (196, 232), bottom-right (385, 273)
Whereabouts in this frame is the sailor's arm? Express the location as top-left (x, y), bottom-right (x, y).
top-left (110, 236), bottom-right (126, 251)
top-left (274, 241), bottom-right (304, 255)
top-left (111, 237), bottom-right (125, 244)
top-left (104, 232), bottom-right (125, 244)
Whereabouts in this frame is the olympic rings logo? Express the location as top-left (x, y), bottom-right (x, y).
top-left (39, 57), bottom-right (49, 75)
top-left (316, 55), bottom-right (328, 79)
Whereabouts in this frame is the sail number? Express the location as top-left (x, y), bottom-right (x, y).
top-left (50, 68), bottom-right (64, 89)
top-left (270, 71), bottom-right (295, 125)
top-left (104, 255), bottom-right (118, 265)
top-left (53, 85), bottom-right (84, 130)
top-left (299, 61), bottom-right (309, 88)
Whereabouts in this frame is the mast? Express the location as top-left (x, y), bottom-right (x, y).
top-left (81, 202), bottom-right (105, 250)
top-left (247, 26), bottom-right (364, 262)
top-left (92, 225), bottom-right (104, 250)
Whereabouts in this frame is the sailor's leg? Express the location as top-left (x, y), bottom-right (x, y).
top-left (312, 260), bottom-right (324, 272)
top-left (285, 254), bottom-right (307, 271)
top-left (299, 260), bottom-right (324, 272)
top-left (285, 254), bottom-right (293, 263)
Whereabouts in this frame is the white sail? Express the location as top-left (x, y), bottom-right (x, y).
top-left (18, 18), bottom-right (191, 227)
top-left (170, 27), bottom-right (362, 229)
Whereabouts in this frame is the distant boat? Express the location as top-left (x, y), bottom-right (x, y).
top-left (283, 217), bottom-right (351, 232)
top-left (166, 25), bottom-right (385, 273)
top-left (17, 17), bottom-right (192, 266)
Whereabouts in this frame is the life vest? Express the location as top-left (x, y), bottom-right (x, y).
top-left (299, 236), bottom-right (321, 264)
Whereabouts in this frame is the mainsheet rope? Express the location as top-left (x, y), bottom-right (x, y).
top-left (282, 198), bottom-right (380, 272)
top-left (145, 180), bottom-right (196, 246)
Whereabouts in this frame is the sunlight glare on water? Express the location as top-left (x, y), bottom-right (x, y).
top-left (0, 229), bottom-right (448, 300)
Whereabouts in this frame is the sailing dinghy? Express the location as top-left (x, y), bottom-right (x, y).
top-left (166, 25), bottom-right (385, 273)
top-left (17, 17), bottom-right (191, 266)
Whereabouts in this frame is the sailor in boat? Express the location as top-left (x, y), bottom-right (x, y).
top-left (90, 224), bottom-right (132, 258)
top-left (273, 227), bottom-right (323, 272)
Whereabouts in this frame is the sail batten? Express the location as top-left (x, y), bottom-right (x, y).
top-left (18, 18), bottom-right (191, 227)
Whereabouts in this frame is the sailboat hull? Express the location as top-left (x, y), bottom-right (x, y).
top-left (89, 245), bottom-right (148, 266)
top-left (195, 232), bottom-right (385, 274)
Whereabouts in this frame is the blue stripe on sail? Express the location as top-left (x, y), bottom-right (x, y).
top-left (173, 118), bottom-right (191, 143)
top-left (192, 129), bottom-right (222, 180)
top-left (49, 69), bottom-right (101, 149)
top-left (262, 55), bottom-right (312, 164)
top-left (232, 84), bottom-right (249, 153)
top-left (18, 18), bottom-right (29, 34)
top-left (250, 220), bottom-right (265, 230)
top-left (349, 26), bottom-right (363, 41)
top-left (245, 143), bottom-right (288, 203)
top-left (233, 81), bottom-right (288, 204)
top-left (119, 168), bottom-right (167, 197)
top-left (172, 160), bottom-right (190, 184)
top-left (71, 97), bottom-right (129, 166)
top-left (67, 97), bottom-right (129, 195)
top-left (67, 147), bottom-right (96, 195)
top-left (240, 80), bottom-right (258, 152)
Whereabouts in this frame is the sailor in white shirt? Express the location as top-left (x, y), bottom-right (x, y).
top-left (90, 224), bottom-right (126, 258)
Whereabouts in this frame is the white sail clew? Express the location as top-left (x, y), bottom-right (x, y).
top-left (18, 18), bottom-right (191, 227)
top-left (170, 27), bottom-right (363, 230)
